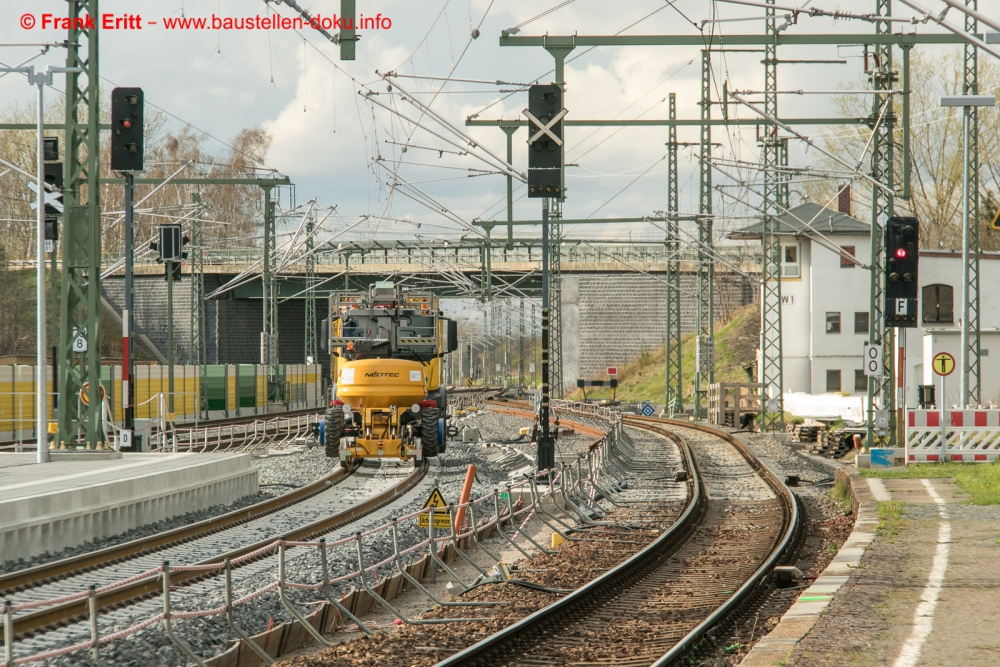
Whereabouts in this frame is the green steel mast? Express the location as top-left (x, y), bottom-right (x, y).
top-left (665, 93), bottom-right (682, 415)
top-left (58, 0), bottom-right (102, 448)
top-left (694, 49), bottom-right (715, 419)
top-left (760, 0), bottom-right (785, 431)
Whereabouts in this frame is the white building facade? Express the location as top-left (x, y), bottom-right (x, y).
top-left (732, 202), bottom-right (1000, 416)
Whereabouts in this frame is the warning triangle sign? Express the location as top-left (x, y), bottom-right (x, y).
top-left (423, 487), bottom-right (448, 509)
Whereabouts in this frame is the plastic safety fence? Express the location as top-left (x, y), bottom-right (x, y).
top-left (2, 412), bottom-right (628, 666)
top-left (906, 408), bottom-right (1000, 462)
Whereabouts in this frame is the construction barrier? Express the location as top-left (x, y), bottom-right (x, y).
top-left (905, 408), bottom-right (1000, 462)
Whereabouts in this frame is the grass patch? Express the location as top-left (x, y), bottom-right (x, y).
top-left (830, 477), bottom-right (853, 513)
top-left (876, 501), bottom-right (905, 542)
top-left (569, 304), bottom-right (759, 404)
top-left (861, 461), bottom-right (1000, 504)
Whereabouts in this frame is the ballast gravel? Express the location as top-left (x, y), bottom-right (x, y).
top-left (26, 422), bottom-right (570, 667)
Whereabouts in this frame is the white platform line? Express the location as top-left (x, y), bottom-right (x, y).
top-left (867, 477), bottom-right (891, 501)
top-left (892, 479), bottom-right (951, 667)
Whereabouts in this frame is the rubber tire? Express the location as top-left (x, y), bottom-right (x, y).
top-left (324, 408), bottom-right (343, 459)
top-left (421, 408), bottom-right (440, 458)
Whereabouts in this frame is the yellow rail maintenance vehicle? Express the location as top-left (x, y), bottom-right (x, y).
top-left (324, 281), bottom-right (457, 466)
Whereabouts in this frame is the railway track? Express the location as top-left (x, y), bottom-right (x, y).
top-left (426, 412), bottom-right (798, 667)
top-left (0, 459), bottom-right (426, 644)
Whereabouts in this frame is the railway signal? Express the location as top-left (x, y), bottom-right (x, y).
top-left (42, 162), bottom-right (62, 243)
top-left (151, 224), bottom-right (189, 281)
top-left (525, 84), bottom-right (565, 198)
top-left (884, 216), bottom-right (919, 327)
top-left (111, 87), bottom-right (144, 171)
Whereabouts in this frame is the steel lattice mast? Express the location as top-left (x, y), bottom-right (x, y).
top-left (867, 0), bottom-right (897, 445)
top-left (963, 0), bottom-right (981, 406)
top-left (58, 0), bottom-right (103, 448)
top-left (189, 193), bottom-right (208, 418)
top-left (665, 93), bottom-right (682, 416)
top-left (262, 186), bottom-right (278, 396)
top-left (759, 0), bottom-right (785, 432)
top-left (694, 49), bottom-right (715, 419)
top-left (549, 201), bottom-right (564, 398)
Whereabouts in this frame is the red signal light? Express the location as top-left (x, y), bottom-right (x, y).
top-left (895, 248), bottom-right (907, 259)
top-left (122, 120), bottom-right (132, 128)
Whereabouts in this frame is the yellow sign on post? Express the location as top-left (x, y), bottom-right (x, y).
top-left (933, 352), bottom-right (956, 377)
top-left (418, 486), bottom-right (453, 529)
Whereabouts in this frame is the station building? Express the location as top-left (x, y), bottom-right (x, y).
top-left (730, 198), bottom-right (1000, 415)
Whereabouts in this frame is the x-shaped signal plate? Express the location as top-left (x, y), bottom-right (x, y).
top-left (523, 108), bottom-right (567, 147)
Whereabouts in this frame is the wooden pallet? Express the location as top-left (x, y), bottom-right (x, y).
top-left (708, 382), bottom-right (761, 428)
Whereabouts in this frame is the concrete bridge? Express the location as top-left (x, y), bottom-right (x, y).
top-left (100, 240), bottom-right (761, 391)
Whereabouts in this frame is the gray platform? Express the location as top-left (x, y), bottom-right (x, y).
top-left (0, 452), bottom-right (258, 565)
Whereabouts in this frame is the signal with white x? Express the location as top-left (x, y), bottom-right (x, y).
top-left (523, 108), bottom-right (567, 146)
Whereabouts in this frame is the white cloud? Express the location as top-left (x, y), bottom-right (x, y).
top-left (2, 0), bottom-right (998, 242)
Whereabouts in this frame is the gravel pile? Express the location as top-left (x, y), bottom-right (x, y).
top-left (454, 409), bottom-right (534, 443)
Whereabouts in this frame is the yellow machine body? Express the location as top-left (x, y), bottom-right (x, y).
top-left (335, 358), bottom-right (427, 409)
top-left (335, 358), bottom-right (426, 460)
top-left (327, 282), bottom-right (457, 464)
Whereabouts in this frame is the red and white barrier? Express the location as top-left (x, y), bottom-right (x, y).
top-left (906, 409), bottom-right (1000, 462)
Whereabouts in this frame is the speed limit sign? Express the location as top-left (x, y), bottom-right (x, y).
top-left (864, 343), bottom-right (883, 377)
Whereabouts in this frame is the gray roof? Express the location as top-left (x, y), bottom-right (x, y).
top-left (728, 202), bottom-right (870, 239)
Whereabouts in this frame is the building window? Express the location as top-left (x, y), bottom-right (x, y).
top-left (855, 369), bottom-right (868, 391)
top-left (922, 284), bottom-right (954, 324)
top-left (826, 312), bottom-right (841, 334)
top-left (826, 369), bottom-right (842, 392)
top-left (840, 245), bottom-right (856, 268)
top-left (781, 244), bottom-right (800, 278)
top-left (854, 311), bottom-right (869, 334)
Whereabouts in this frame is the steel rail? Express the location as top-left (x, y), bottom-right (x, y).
top-left (2, 462), bottom-right (427, 641)
top-left (433, 415), bottom-right (701, 667)
top-left (630, 415), bottom-right (800, 667)
top-left (483, 402), bottom-right (608, 439)
top-left (0, 467), bottom-right (354, 595)
top-left (434, 414), bottom-right (797, 667)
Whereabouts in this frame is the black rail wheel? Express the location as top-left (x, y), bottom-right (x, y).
top-left (324, 408), bottom-right (344, 459)
top-left (421, 408), bottom-right (440, 458)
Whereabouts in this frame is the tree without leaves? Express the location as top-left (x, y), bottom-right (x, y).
top-left (802, 49), bottom-right (1000, 251)
top-left (0, 93), bottom-right (274, 263)
top-left (0, 94), bottom-right (275, 357)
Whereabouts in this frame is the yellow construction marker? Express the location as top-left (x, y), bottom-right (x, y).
top-left (550, 532), bottom-right (565, 549)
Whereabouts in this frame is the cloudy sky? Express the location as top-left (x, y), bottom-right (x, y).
top-left (2, 0), bottom-right (998, 247)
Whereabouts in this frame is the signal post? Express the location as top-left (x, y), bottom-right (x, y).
top-left (112, 87), bottom-right (144, 450)
top-left (525, 84), bottom-right (566, 474)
